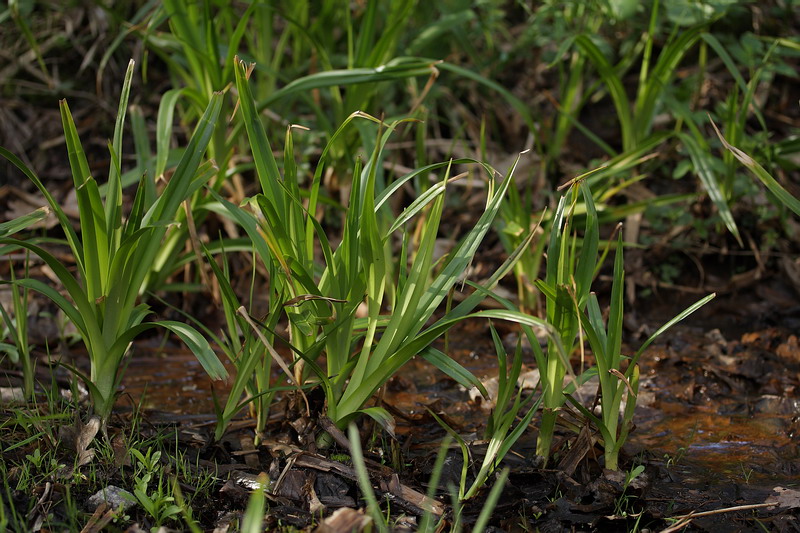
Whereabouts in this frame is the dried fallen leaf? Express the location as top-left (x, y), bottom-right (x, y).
top-left (766, 486), bottom-right (800, 509)
top-left (58, 415), bottom-right (100, 468)
top-left (314, 507), bottom-right (372, 533)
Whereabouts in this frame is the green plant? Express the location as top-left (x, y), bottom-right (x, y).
top-left (166, 244), bottom-right (280, 442)
top-left (612, 464), bottom-right (646, 518)
top-left (529, 181), bottom-right (714, 468)
top-left (529, 183), bottom-right (598, 464)
top-left (446, 467), bottom-right (510, 533)
top-left (113, 0), bottom-right (442, 296)
top-left (0, 253), bottom-right (34, 401)
top-left (0, 60), bottom-right (227, 424)
top-left (740, 463), bottom-right (754, 484)
top-left (127, 447), bottom-right (182, 529)
top-left (711, 118), bottom-right (800, 218)
top-left (562, 225), bottom-right (712, 469)
top-left (471, 468), bottom-right (510, 533)
top-left (348, 423), bottom-right (389, 533)
top-left (430, 324), bottom-right (540, 500)
top-left (555, 1), bottom-right (762, 246)
top-left (212, 58), bottom-right (558, 434)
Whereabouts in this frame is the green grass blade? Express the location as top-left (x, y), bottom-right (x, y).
top-left (0, 148), bottom-right (82, 260)
top-left (631, 293), bottom-right (716, 369)
top-left (471, 468), bottom-right (509, 532)
top-left (234, 59), bottom-right (284, 209)
top-left (0, 239), bottom-right (94, 336)
top-left (437, 62), bottom-right (538, 136)
top-left (376, 158), bottom-right (494, 212)
top-left (0, 208), bottom-right (48, 237)
top-left (348, 424), bottom-right (388, 533)
top-left (158, 321), bottom-right (227, 380)
top-left (106, 59), bottom-right (135, 241)
top-left (575, 184), bottom-right (600, 300)
top-left (148, 92), bottom-right (224, 224)
top-left (710, 118), bottom-right (800, 217)
top-left (60, 99), bottom-right (109, 300)
top-left (574, 34), bottom-right (633, 150)
top-left (635, 26), bottom-right (703, 140)
top-left (700, 33), bottom-right (748, 93)
top-left (678, 131), bottom-right (742, 244)
top-left (421, 347), bottom-right (488, 399)
top-left (258, 58), bottom-right (438, 111)
top-left (155, 88), bottom-right (186, 181)
top-left (606, 232), bottom-right (624, 370)
top-left (4, 278), bottom-right (88, 342)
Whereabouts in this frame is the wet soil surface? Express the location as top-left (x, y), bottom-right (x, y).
top-left (77, 277), bottom-right (796, 532)
top-left (2, 277), bottom-right (800, 531)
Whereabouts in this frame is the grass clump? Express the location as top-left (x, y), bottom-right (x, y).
top-left (0, 60), bottom-right (227, 424)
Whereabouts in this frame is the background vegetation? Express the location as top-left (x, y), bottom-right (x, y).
top-left (1, 0), bottom-right (798, 531)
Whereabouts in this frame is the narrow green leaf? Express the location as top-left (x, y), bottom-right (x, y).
top-left (145, 91), bottom-right (223, 224)
top-left (0, 207), bottom-right (49, 237)
top-left (258, 58), bottom-right (437, 111)
top-left (710, 118), bottom-right (800, 217)
top-left (155, 88), bottom-right (186, 180)
top-left (60, 99), bottom-right (109, 300)
top-left (106, 59), bottom-right (136, 241)
top-left (630, 293), bottom-right (715, 370)
top-left (421, 347), bottom-right (488, 399)
top-left (233, 59), bottom-right (284, 211)
top-left (678, 131), bottom-right (742, 244)
top-left (606, 232), bottom-right (625, 370)
top-left (574, 34), bottom-right (633, 150)
top-left (158, 320), bottom-right (227, 380)
top-left (347, 424), bottom-right (388, 533)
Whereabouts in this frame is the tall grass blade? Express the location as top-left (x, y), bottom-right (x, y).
top-left (710, 118), bottom-right (800, 217)
top-left (348, 424), bottom-right (387, 533)
top-left (678, 132), bottom-right (742, 245)
top-left (0, 208), bottom-right (49, 238)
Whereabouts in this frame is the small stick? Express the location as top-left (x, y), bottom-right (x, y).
top-left (659, 502), bottom-right (777, 533)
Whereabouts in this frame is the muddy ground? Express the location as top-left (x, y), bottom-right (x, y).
top-left (3, 273), bottom-right (794, 532)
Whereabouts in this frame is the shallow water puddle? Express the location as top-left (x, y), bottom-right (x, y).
top-left (118, 318), bottom-right (800, 484)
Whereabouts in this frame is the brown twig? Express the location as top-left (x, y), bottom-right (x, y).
top-left (659, 502), bottom-right (777, 533)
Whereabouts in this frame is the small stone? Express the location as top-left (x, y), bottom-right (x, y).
top-left (86, 485), bottom-right (135, 512)
top-left (0, 387), bottom-right (25, 402)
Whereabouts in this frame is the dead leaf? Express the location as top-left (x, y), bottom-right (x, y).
top-left (314, 507), bottom-right (372, 533)
top-left (58, 415), bottom-right (100, 467)
top-left (766, 486), bottom-right (800, 509)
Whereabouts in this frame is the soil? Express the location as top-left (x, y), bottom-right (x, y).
top-left (3, 274), bottom-right (796, 532)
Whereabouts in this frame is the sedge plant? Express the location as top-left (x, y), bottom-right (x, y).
top-left (529, 181), bottom-right (714, 469)
top-left (561, 229), bottom-right (714, 470)
top-left (0, 60), bottom-right (227, 424)
top-left (119, 0), bottom-right (439, 297)
top-left (528, 181), bottom-right (599, 464)
top-left (211, 58), bottom-right (560, 434)
top-left (429, 323), bottom-right (540, 501)
top-left (203, 246), bottom-right (280, 442)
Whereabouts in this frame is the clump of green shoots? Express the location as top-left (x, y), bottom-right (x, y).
top-left (530, 181), bottom-right (598, 464)
top-left (431, 323), bottom-right (540, 501)
top-left (211, 58), bottom-right (558, 437)
top-left (566, 229), bottom-right (713, 470)
top-left (0, 60), bottom-right (227, 424)
top-left (533, 180), bottom-right (714, 469)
